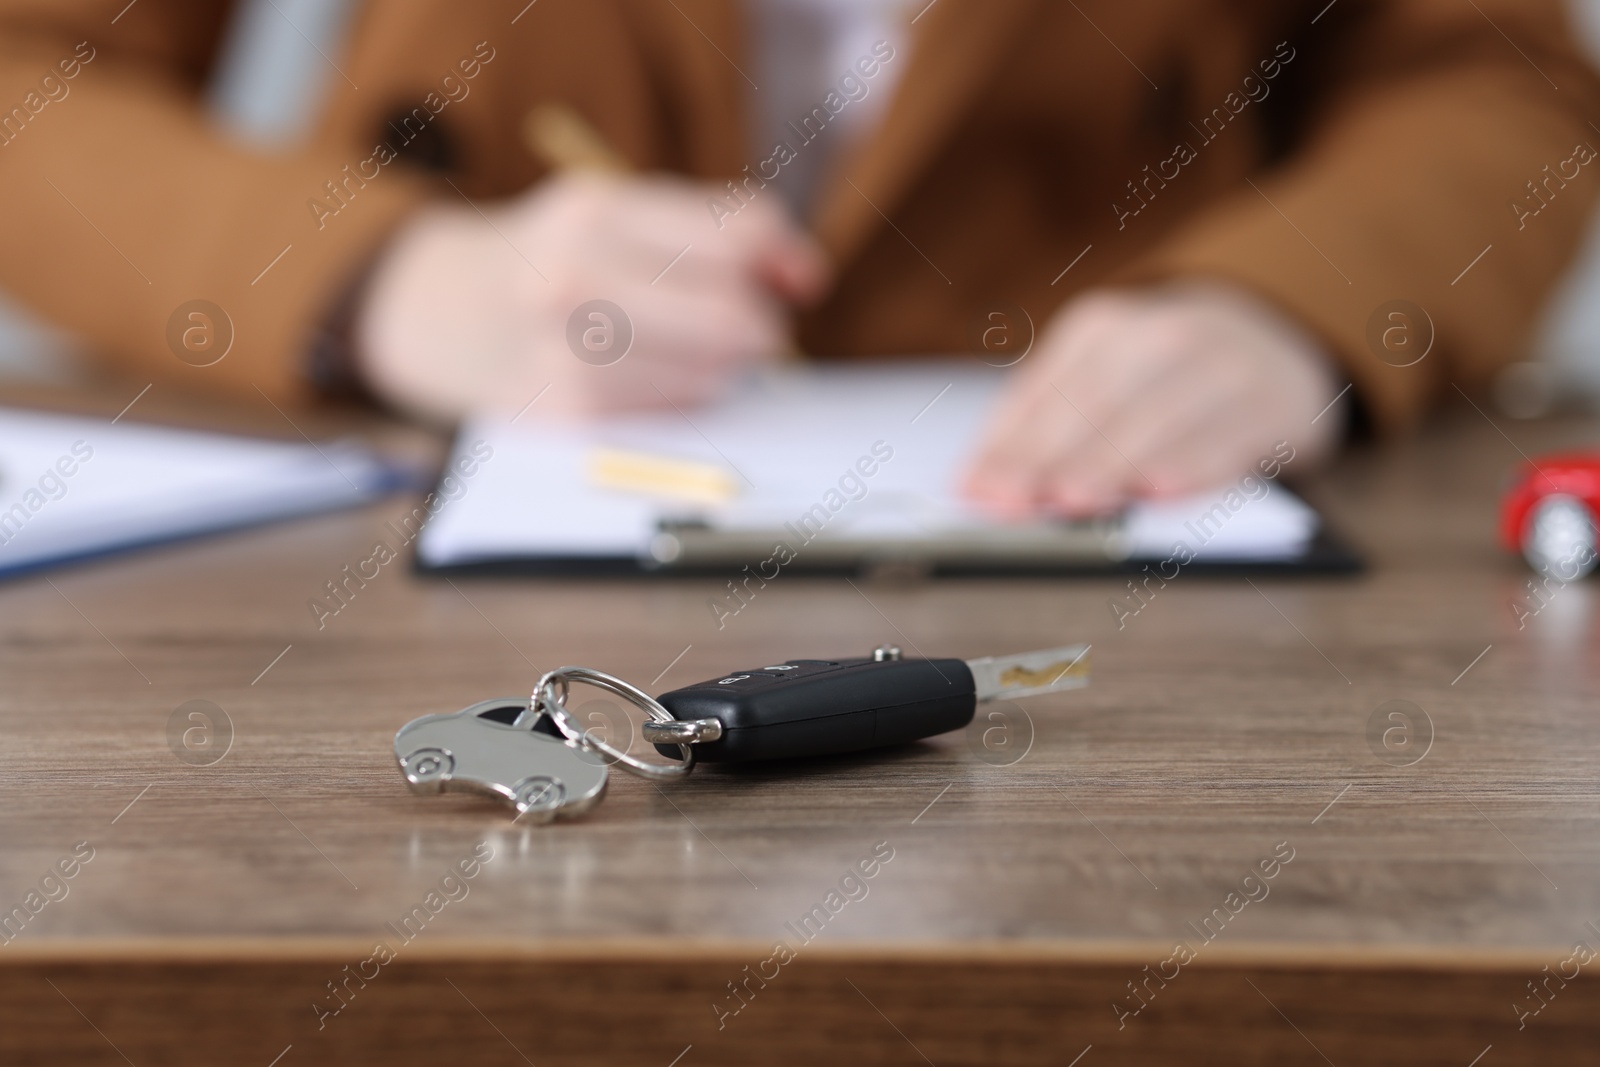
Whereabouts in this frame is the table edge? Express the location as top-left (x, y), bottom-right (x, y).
top-left (0, 938), bottom-right (1573, 971)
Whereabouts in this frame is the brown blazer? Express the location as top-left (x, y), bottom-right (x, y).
top-left (0, 0), bottom-right (1596, 431)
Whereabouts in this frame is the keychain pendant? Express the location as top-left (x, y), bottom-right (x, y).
top-left (394, 697), bottom-right (608, 821)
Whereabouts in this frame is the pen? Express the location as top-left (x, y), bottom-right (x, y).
top-left (521, 103), bottom-right (630, 174)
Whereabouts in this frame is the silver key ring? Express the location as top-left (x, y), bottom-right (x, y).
top-left (534, 666), bottom-right (695, 780)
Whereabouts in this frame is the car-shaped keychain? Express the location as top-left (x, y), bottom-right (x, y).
top-left (394, 697), bottom-right (610, 820)
top-left (1501, 452), bottom-right (1600, 579)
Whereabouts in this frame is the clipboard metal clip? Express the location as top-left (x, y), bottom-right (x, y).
top-left (644, 518), bottom-right (1128, 575)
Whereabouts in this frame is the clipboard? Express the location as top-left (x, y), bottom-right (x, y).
top-left (414, 365), bottom-right (1363, 578)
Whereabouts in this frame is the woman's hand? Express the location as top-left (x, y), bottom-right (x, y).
top-left (355, 172), bottom-right (827, 422)
top-left (961, 281), bottom-right (1344, 517)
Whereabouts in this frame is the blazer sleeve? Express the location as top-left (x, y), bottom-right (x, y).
top-left (1121, 0), bottom-right (1600, 433)
top-left (0, 0), bottom-right (428, 404)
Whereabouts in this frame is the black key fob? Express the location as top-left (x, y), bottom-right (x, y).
top-left (655, 657), bottom-right (975, 763)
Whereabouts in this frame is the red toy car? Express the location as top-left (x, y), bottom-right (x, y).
top-left (1501, 452), bottom-right (1600, 579)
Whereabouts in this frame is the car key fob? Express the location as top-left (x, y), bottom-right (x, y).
top-left (655, 654), bottom-right (973, 762)
top-left (651, 644), bottom-right (1088, 763)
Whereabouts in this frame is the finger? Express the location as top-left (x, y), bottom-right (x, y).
top-left (961, 305), bottom-right (1123, 498)
top-left (562, 207), bottom-right (816, 332)
top-left (1099, 361), bottom-right (1252, 494)
top-left (704, 193), bottom-right (830, 303)
top-left (514, 173), bottom-right (742, 278)
top-left (1036, 419), bottom-right (1180, 517)
top-left (1041, 344), bottom-right (1282, 510)
top-left (604, 282), bottom-right (785, 367)
top-left (519, 174), bottom-right (826, 319)
top-left (1026, 406), bottom-right (1156, 518)
top-left (576, 362), bottom-right (730, 414)
top-left (1022, 308), bottom-right (1241, 511)
top-left (601, 177), bottom-right (827, 297)
top-left (963, 297), bottom-right (1167, 511)
top-left (1131, 401), bottom-right (1267, 496)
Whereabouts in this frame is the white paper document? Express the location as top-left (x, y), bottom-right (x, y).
top-left (0, 407), bottom-right (394, 578)
top-left (419, 365), bottom-right (1320, 571)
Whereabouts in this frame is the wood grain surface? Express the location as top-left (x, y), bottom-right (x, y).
top-left (1, 383), bottom-right (1598, 1064)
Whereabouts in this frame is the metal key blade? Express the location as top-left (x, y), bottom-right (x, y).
top-left (965, 644), bottom-right (1090, 702)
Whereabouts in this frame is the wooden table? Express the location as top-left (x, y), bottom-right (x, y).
top-left (2, 388), bottom-right (1598, 1065)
